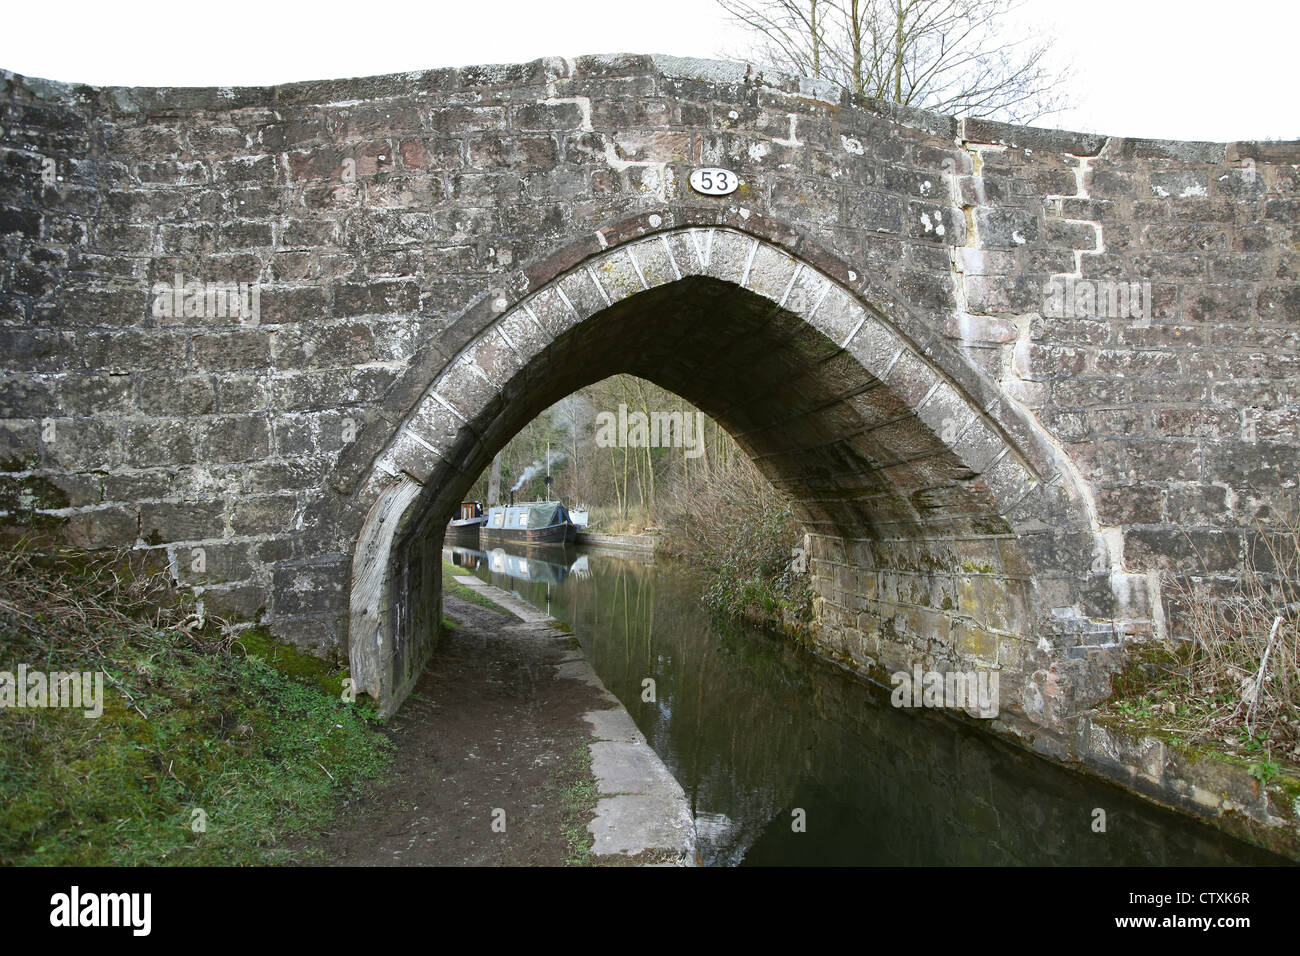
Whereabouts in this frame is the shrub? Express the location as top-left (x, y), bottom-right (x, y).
top-left (659, 453), bottom-right (812, 625)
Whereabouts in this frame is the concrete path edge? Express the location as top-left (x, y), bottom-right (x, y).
top-left (453, 574), bottom-right (698, 865)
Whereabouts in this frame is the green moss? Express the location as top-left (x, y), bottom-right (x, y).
top-left (969, 515), bottom-right (1011, 536)
top-left (1100, 639), bottom-right (1191, 704)
top-left (4, 510), bottom-right (65, 532)
top-left (0, 454), bottom-right (40, 472)
top-left (0, 475), bottom-right (71, 512)
top-left (234, 628), bottom-right (349, 699)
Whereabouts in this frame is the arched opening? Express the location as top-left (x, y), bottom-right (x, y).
top-left (348, 226), bottom-right (1114, 727)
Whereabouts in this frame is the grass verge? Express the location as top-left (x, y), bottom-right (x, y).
top-left (442, 559), bottom-right (510, 615)
top-left (0, 541), bottom-right (393, 865)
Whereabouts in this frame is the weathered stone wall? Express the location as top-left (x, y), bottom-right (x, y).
top-left (1, 54), bottom-right (1297, 740)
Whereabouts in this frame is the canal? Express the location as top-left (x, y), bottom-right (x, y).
top-left (446, 541), bottom-right (1285, 866)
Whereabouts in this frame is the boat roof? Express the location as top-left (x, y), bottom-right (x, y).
top-left (490, 501), bottom-right (566, 522)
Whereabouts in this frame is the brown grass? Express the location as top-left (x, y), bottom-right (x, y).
top-left (0, 539), bottom-right (235, 658)
top-left (658, 452), bottom-right (799, 563)
top-left (1167, 517), bottom-right (1300, 753)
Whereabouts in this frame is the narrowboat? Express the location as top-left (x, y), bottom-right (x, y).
top-left (482, 500), bottom-right (578, 545)
top-left (446, 501), bottom-right (487, 542)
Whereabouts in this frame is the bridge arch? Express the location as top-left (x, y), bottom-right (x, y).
top-left (347, 221), bottom-right (1116, 725)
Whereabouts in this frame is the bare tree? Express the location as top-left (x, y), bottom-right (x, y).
top-left (718, 0), bottom-right (1068, 123)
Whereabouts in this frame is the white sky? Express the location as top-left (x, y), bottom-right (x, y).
top-left (1, 0), bottom-right (1295, 142)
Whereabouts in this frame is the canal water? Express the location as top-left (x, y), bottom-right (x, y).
top-left (446, 541), bottom-right (1286, 866)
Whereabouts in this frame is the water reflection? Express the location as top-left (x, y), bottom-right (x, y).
top-left (447, 543), bottom-right (589, 585)
top-left (448, 541), bottom-right (1286, 866)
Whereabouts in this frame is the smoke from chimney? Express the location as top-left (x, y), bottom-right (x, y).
top-left (510, 451), bottom-right (567, 493)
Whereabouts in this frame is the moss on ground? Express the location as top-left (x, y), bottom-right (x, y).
top-left (234, 628), bottom-right (350, 699)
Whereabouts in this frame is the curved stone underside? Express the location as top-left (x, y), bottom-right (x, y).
top-left (351, 226), bottom-right (1112, 725)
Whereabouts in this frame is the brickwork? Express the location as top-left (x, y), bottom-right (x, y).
top-left (1, 54), bottom-right (1296, 730)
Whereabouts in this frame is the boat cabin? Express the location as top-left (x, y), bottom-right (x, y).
top-left (454, 501), bottom-right (484, 521)
top-left (483, 501), bottom-right (577, 543)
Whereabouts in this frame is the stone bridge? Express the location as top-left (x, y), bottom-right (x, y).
top-left (2, 54), bottom-right (1297, 751)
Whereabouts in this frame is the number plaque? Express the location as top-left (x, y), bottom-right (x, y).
top-left (689, 168), bottom-right (739, 196)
